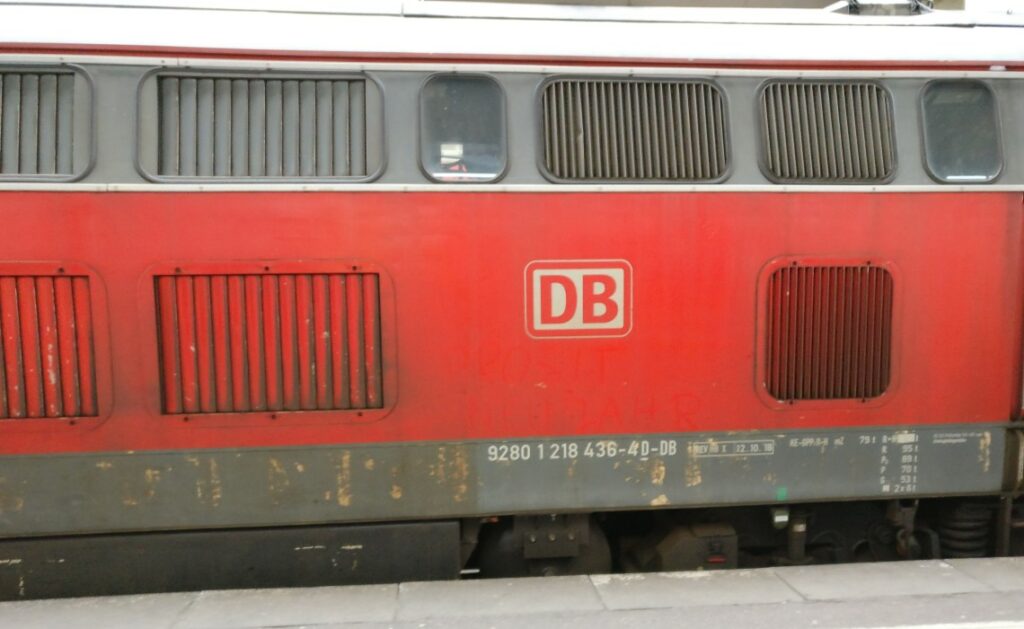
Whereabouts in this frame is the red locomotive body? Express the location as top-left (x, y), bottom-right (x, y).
top-left (0, 0), bottom-right (1022, 598)
top-left (0, 191), bottom-right (1020, 452)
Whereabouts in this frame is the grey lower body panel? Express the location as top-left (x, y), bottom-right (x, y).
top-left (0, 425), bottom-right (1006, 538)
top-left (0, 521), bottom-right (460, 600)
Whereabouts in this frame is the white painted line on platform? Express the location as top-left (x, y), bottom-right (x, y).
top-left (848, 623), bottom-right (1024, 629)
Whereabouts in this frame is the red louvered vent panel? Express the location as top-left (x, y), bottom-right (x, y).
top-left (155, 273), bottom-right (383, 414)
top-left (0, 275), bottom-right (97, 419)
top-left (765, 265), bottom-right (893, 402)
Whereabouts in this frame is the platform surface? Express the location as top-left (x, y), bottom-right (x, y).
top-left (2, 558), bottom-right (1024, 628)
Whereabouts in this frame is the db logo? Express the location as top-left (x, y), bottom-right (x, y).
top-left (525, 260), bottom-right (633, 338)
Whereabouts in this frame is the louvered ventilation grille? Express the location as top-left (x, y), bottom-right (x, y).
top-left (0, 276), bottom-right (97, 418)
top-left (541, 80), bottom-right (728, 181)
top-left (765, 265), bottom-right (893, 402)
top-left (760, 82), bottom-right (895, 182)
top-left (157, 76), bottom-right (367, 178)
top-left (0, 72), bottom-right (76, 176)
top-left (156, 273), bottom-right (383, 414)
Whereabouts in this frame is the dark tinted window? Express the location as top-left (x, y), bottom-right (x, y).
top-left (922, 81), bottom-right (1001, 183)
top-left (420, 75), bottom-right (505, 182)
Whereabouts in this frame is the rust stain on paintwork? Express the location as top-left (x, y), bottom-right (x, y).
top-left (268, 458), bottom-right (291, 497)
top-left (684, 444), bottom-right (703, 487)
top-left (0, 475), bottom-right (24, 514)
top-left (650, 459), bottom-right (666, 486)
top-left (430, 446), bottom-right (470, 503)
top-left (684, 466), bottom-right (703, 487)
top-left (429, 449), bottom-right (443, 479)
top-left (387, 465), bottom-right (403, 501)
top-left (0, 493), bottom-right (25, 514)
top-left (144, 468), bottom-right (162, 500)
top-left (364, 458), bottom-right (376, 471)
top-left (0, 477), bottom-right (21, 515)
top-left (123, 467), bottom-right (166, 507)
top-left (979, 431), bottom-right (992, 473)
top-left (45, 345), bottom-right (58, 391)
top-left (193, 457), bottom-right (222, 507)
top-left (450, 447), bottom-right (470, 503)
top-left (95, 461), bottom-right (113, 470)
top-left (208, 459), bottom-right (223, 507)
top-left (335, 451), bottom-right (352, 507)
top-left (650, 494), bottom-right (669, 506)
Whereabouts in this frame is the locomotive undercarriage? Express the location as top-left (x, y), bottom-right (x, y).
top-left (466, 497), bottom-right (1024, 578)
top-left (2, 496), bottom-right (1021, 600)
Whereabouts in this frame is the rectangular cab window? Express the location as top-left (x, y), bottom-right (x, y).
top-left (420, 74), bottom-right (506, 182)
top-left (921, 80), bottom-right (1002, 183)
